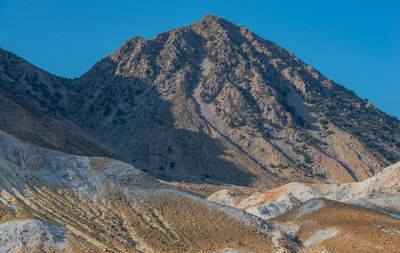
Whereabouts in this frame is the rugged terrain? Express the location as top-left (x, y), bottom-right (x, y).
top-left (66, 15), bottom-right (400, 186)
top-left (1, 15), bottom-right (400, 189)
top-left (1, 15), bottom-right (400, 252)
top-left (0, 128), bottom-right (399, 252)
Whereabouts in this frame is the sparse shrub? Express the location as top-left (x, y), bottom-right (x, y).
top-left (200, 91), bottom-right (208, 102)
top-left (262, 130), bottom-right (271, 138)
top-left (304, 154), bottom-right (312, 164)
top-left (201, 77), bottom-right (207, 87)
top-left (319, 119), bottom-right (328, 125)
top-left (116, 108), bottom-right (123, 117)
top-left (167, 145), bottom-right (173, 153)
top-left (304, 96), bottom-right (316, 104)
top-left (228, 116), bottom-right (246, 128)
top-left (54, 92), bottom-right (63, 99)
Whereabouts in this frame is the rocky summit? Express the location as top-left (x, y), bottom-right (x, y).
top-left (0, 15), bottom-right (399, 252)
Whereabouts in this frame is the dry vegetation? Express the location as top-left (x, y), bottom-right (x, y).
top-left (272, 199), bottom-right (400, 252)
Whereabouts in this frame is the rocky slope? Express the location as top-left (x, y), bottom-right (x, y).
top-left (0, 48), bottom-right (115, 158)
top-left (1, 15), bottom-right (400, 188)
top-left (0, 130), bottom-right (300, 252)
top-left (64, 15), bottom-right (400, 187)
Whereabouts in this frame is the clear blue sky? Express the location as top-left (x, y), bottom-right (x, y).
top-left (1, 0), bottom-right (399, 117)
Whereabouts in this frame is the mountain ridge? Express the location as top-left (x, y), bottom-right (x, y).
top-left (1, 15), bottom-right (399, 189)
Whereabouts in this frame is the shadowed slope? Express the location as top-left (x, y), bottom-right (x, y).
top-left (0, 48), bottom-right (116, 158)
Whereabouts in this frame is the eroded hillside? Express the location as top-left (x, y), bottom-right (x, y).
top-left (0, 130), bottom-right (299, 252)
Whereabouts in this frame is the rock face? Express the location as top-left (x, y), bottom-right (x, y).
top-left (1, 15), bottom-right (399, 189)
top-left (0, 130), bottom-right (299, 252)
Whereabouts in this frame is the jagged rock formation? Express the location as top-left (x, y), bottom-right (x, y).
top-left (1, 15), bottom-right (400, 188)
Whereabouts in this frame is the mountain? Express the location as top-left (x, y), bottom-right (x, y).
top-left (1, 14), bottom-right (400, 252)
top-left (1, 15), bottom-right (400, 189)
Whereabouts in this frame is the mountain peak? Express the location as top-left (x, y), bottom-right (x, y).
top-left (191, 14), bottom-right (237, 34)
top-left (198, 14), bottom-right (223, 23)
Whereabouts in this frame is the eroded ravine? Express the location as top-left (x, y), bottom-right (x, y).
top-left (192, 57), bottom-right (276, 176)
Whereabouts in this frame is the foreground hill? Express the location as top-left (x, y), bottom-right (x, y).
top-left (1, 15), bottom-right (400, 189)
top-left (208, 162), bottom-right (400, 251)
top-left (208, 161), bottom-right (400, 219)
top-left (0, 128), bottom-right (398, 252)
top-left (272, 199), bottom-right (400, 252)
top-left (0, 130), bottom-right (299, 252)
